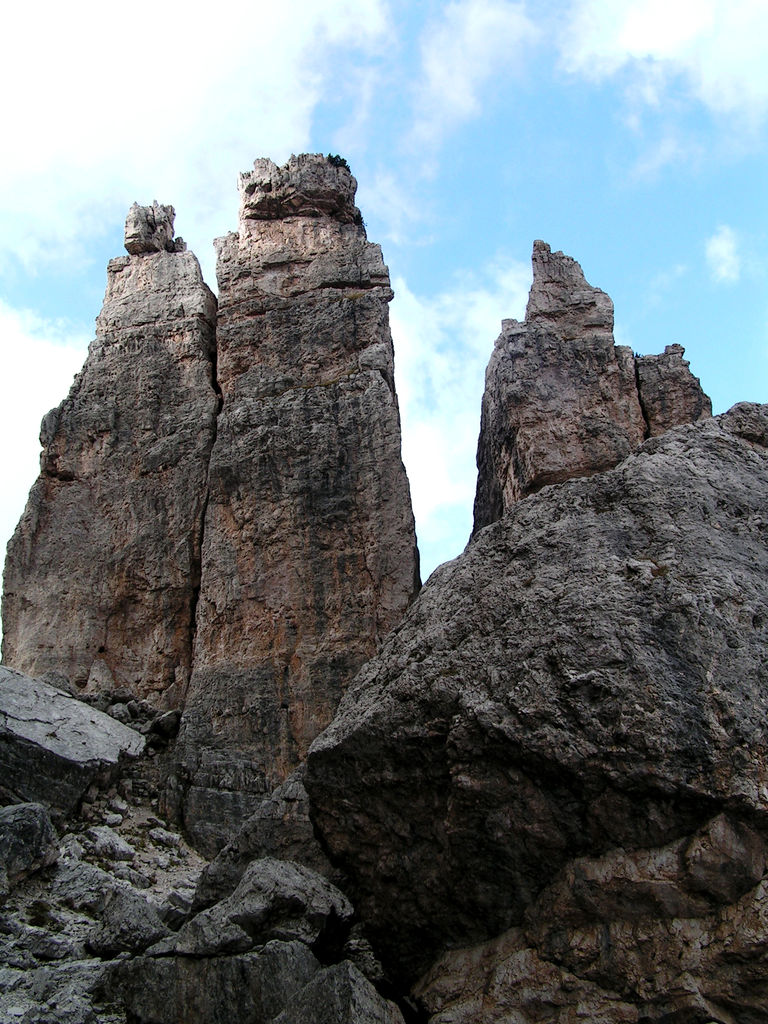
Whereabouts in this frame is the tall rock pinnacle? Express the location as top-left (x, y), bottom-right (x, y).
top-left (174, 155), bottom-right (420, 854)
top-left (2, 207), bottom-right (218, 707)
top-left (473, 241), bottom-right (711, 532)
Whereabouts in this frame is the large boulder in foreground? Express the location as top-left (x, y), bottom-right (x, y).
top-left (0, 667), bottom-right (145, 812)
top-left (306, 404), bottom-right (768, 989)
top-left (107, 939), bottom-right (405, 1024)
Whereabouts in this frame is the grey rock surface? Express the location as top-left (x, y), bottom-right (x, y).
top-left (87, 887), bottom-right (170, 956)
top-left (193, 767), bottom-right (336, 910)
top-left (108, 939), bottom-right (404, 1024)
top-left (106, 940), bottom-right (321, 1023)
top-left (307, 405), bottom-right (768, 991)
top-left (124, 201), bottom-right (177, 255)
top-left (2, 214), bottom-right (218, 708)
top-left (472, 241), bottom-right (711, 532)
top-left (0, 668), bottom-right (144, 813)
top-left (636, 342), bottom-right (712, 435)
top-left (175, 154), bottom-right (419, 855)
top-left (153, 857), bottom-right (353, 957)
top-left (273, 960), bottom-right (405, 1024)
top-left (0, 804), bottom-right (58, 887)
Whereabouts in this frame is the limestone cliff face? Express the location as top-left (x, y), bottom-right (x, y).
top-left (2, 208), bottom-right (218, 707)
top-left (174, 155), bottom-right (420, 855)
top-left (473, 241), bottom-right (711, 532)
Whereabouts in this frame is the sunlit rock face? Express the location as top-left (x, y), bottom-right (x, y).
top-left (175, 155), bottom-right (420, 856)
top-left (473, 241), bottom-right (711, 533)
top-left (2, 208), bottom-right (218, 708)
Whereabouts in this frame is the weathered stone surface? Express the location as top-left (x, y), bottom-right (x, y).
top-left (307, 405), bottom-right (768, 986)
top-left (273, 960), bottom-right (405, 1024)
top-left (86, 887), bottom-right (170, 957)
top-left (416, 838), bottom-right (768, 1022)
top-left (109, 940), bottom-right (404, 1024)
top-left (415, 929), bottom-right (638, 1023)
top-left (175, 154), bottom-right (419, 854)
top-left (124, 200), bottom-right (178, 255)
top-left (0, 960), bottom-right (117, 1024)
top-left (2, 210), bottom-right (218, 707)
top-left (636, 343), bottom-right (712, 436)
top-left (153, 857), bottom-right (353, 957)
top-left (0, 804), bottom-right (58, 887)
top-left (240, 154), bottom-right (362, 223)
top-left (0, 668), bottom-right (144, 813)
top-left (472, 242), bottom-right (712, 532)
top-left (107, 940), bottom-right (321, 1023)
top-left (194, 767), bottom-right (336, 910)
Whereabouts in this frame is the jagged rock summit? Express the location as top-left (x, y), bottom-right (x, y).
top-left (124, 200), bottom-right (186, 255)
top-left (473, 240), bottom-right (711, 532)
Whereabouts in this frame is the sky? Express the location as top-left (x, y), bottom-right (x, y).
top-left (1, 0), bottom-right (767, 600)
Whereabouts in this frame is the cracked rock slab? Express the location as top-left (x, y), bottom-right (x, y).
top-left (0, 668), bottom-right (144, 813)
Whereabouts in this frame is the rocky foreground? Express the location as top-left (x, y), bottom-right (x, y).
top-left (2, 155), bottom-right (767, 1023)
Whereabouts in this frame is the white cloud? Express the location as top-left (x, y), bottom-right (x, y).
top-left (0, 0), bottom-right (390, 287)
top-left (561, 0), bottom-right (768, 125)
top-left (411, 0), bottom-right (539, 146)
top-left (706, 225), bottom-right (740, 283)
top-left (0, 302), bottom-right (89, 604)
top-left (391, 258), bottom-right (531, 578)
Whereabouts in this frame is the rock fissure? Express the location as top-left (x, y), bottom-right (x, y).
top-left (633, 351), bottom-right (653, 441)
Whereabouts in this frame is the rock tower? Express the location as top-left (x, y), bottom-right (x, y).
top-left (2, 205), bottom-right (218, 707)
top-left (473, 241), bottom-right (712, 532)
top-left (174, 155), bottom-right (420, 853)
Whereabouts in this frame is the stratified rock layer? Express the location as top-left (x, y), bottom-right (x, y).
top-left (176, 155), bottom-right (419, 855)
top-left (306, 404), bottom-right (768, 1002)
top-left (2, 211), bottom-right (218, 707)
top-left (473, 241), bottom-right (711, 531)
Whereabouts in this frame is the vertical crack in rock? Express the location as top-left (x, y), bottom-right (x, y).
top-left (633, 351), bottom-right (654, 440)
top-left (186, 327), bottom-right (225, 693)
top-left (2, 205), bottom-right (219, 710)
top-left (472, 241), bottom-right (712, 534)
top-left (174, 155), bottom-right (420, 856)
